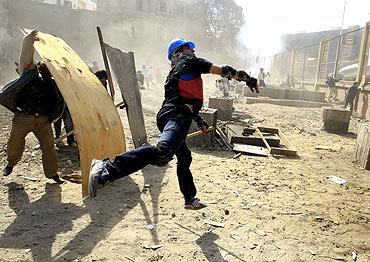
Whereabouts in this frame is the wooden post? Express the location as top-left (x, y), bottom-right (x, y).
top-left (354, 123), bottom-right (370, 170)
top-left (333, 35), bottom-right (343, 79)
top-left (301, 47), bottom-right (307, 88)
top-left (355, 22), bottom-right (370, 112)
top-left (314, 40), bottom-right (327, 91)
top-left (272, 54), bottom-right (277, 82)
top-left (290, 49), bottom-right (296, 82)
top-left (355, 22), bottom-right (370, 85)
top-left (97, 26), bottom-right (115, 100)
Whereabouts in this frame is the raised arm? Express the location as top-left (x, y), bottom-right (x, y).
top-left (209, 65), bottom-right (259, 93)
top-left (19, 29), bottom-right (39, 76)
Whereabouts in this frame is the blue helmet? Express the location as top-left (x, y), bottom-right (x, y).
top-left (167, 38), bottom-right (195, 60)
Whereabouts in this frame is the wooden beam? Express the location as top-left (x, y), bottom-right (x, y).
top-left (54, 130), bottom-right (74, 144)
top-left (356, 22), bottom-right (370, 86)
top-left (215, 126), bottom-right (233, 151)
top-left (187, 127), bottom-right (213, 139)
top-left (314, 40), bottom-right (326, 91)
top-left (290, 49), bottom-right (297, 79)
top-left (301, 47), bottom-right (307, 88)
top-left (97, 26), bottom-right (115, 100)
top-left (255, 127), bottom-right (271, 152)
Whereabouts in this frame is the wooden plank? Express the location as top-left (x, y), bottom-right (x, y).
top-left (270, 147), bottom-right (297, 156)
top-left (256, 126), bottom-right (297, 156)
top-left (233, 143), bottom-right (268, 157)
top-left (187, 127), bottom-right (213, 139)
top-left (255, 127), bottom-right (272, 152)
top-left (215, 126), bottom-right (233, 151)
top-left (256, 126), bottom-right (279, 134)
top-left (54, 130), bottom-right (74, 144)
top-left (97, 26), bottom-right (115, 100)
top-left (28, 29), bottom-right (126, 197)
top-left (278, 129), bottom-right (296, 151)
top-left (104, 44), bottom-right (147, 148)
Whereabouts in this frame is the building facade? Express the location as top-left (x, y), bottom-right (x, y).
top-left (0, 0), bottom-right (206, 84)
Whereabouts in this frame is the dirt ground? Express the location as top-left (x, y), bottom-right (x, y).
top-left (0, 83), bottom-right (370, 262)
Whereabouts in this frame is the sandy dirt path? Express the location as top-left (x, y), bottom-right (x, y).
top-left (0, 85), bottom-right (369, 262)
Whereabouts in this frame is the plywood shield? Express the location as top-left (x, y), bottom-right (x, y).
top-left (28, 30), bottom-right (126, 197)
top-left (104, 44), bottom-right (147, 148)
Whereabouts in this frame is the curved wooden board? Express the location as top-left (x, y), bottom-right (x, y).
top-left (27, 29), bottom-right (126, 197)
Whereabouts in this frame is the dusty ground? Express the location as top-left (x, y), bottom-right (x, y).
top-left (0, 83), bottom-right (370, 262)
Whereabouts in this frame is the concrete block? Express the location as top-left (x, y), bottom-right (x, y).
top-left (245, 97), bottom-right (329, 108)
top-left (187, 108), bottom-right (218, 147)
top-left (208, 97), bottom-right (233, 120)
top-left (244, 87), bottom-right (326, 103)
top-left (322, 107), bottom-right (351, 133)
top-left (354, 123), bottom-right (370, 170)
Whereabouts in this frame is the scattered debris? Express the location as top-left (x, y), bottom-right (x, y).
top-left (327, 175), bottom-right (347, 185)
top-left (142, 244), bottom-right (163, 250)
top-left (315, 145), bottom-right (338, 151)
top-left (249, 243), bottom-right (258, 250)
top-left (144, 184), bottom-right (151, 188)
top-left (215, 126), bottom-right (233, 151)
top-left (224, 209), bottom-right (230, 215)
top-left (309, 249), bottom-right (317, 256)
top-left (204, 220), bottom-right (224, 228)
top-left (352, 250), bottom-right (357, 261)
top-left (255, 230), bottom-right (267, 237)
top-left (233, 143), bottom-right (268, 157)
top-left (21, 176), bottom-right (39, 182)
top-left (150, 244), bottom-right (163, 250)
top-left (146, 224), bottom-right (155, 230)
top-left (233, 152), bottom-right (242, 159)
top-left (24, 248), bottom-right (31, 253)
top-left (277, 212), bottom-right (303, 215)
top-left (256, 127), bottom-right (297, 156)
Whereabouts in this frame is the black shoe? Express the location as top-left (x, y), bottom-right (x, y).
top-left (50, 175), bottom-right (66, 184)
top-left (184, 197), bottom-right (207, 210)
top-left (3, 165), bottom-right (13, 176)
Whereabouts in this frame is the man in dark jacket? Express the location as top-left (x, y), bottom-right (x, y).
top-left (1, 30), bottom-right (65, 183)
top-left (344, 82), bottom-right (360, 113)
top-left (87, 38), bottom-right (258, 209)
